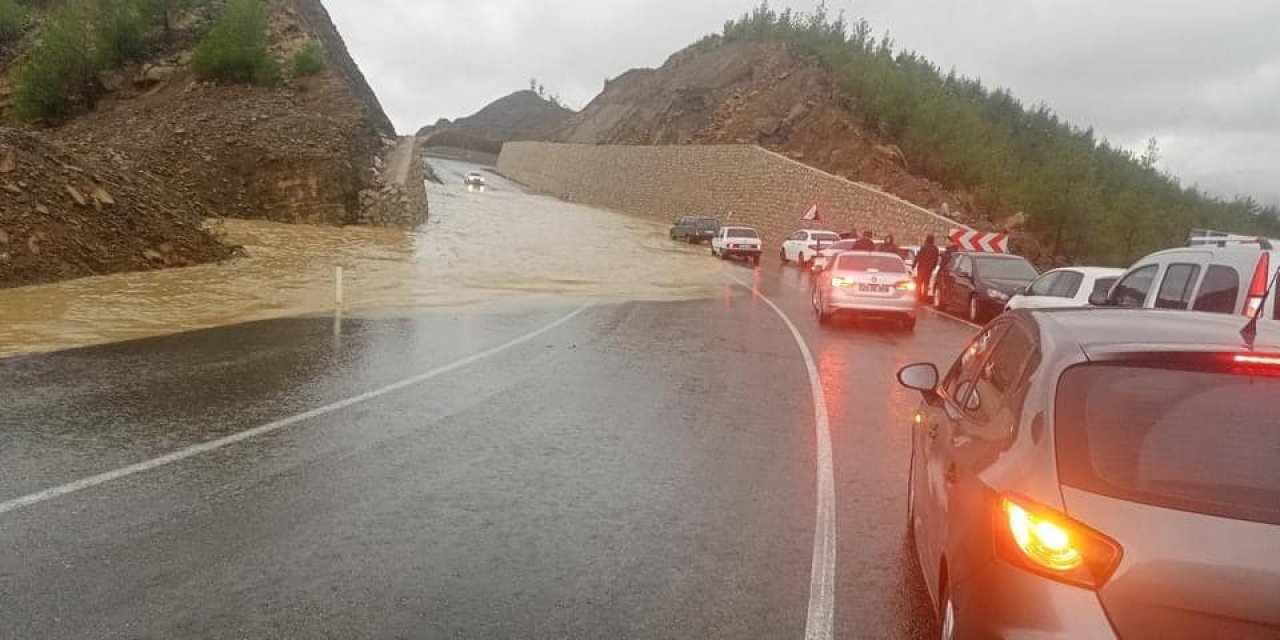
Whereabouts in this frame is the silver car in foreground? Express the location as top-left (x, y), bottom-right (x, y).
top-left (897, 309), bottom-right (1280, 639)
top-left (811, 251), bottom-right (917, 330)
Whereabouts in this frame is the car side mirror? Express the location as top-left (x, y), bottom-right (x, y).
top-left (897, 363), bottom-right (940, 398)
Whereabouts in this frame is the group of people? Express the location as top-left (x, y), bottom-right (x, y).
top-left (840, 229), bottom-right (943, 301)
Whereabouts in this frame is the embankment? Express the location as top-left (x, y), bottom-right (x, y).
top-left (497, 142), bottom-right (957, 249)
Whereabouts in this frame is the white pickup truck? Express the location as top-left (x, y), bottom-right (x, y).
top-left (711, 226), bottom-right (763, 265)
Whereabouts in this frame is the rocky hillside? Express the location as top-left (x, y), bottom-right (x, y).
top-left (1, 0), bottom-right (419, 289)
top-left (562, 41), bottom-right (982, 229)
top-left (418, 89), bottom-right (573, 153)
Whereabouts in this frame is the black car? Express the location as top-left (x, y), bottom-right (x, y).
top-left (935, 251), bottom-right (1038, 323)
top-left (669, 216), bottom-right (721, 244)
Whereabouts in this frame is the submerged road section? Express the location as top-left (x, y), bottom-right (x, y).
top-left (0, 160), bottom-right (980, 639)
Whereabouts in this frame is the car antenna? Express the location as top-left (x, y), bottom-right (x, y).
top-left (1241, 255), bottom-right (1280, 348)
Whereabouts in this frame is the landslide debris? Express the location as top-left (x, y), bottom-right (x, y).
top-left (0, 128), bottom-right (231, 288)
top-left (418, 89), bottom-right (574, 152)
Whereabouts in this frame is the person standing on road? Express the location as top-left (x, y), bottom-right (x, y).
top-left (851, 230), bottom-right (877, 252)
top-left (915, 234), bottom-right (940, 302)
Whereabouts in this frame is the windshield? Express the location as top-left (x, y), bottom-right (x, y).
top-left (835, 254), bottom-right (908, 272)
top-left (1057, 363), bottom-right (1280, 525)
top-left (726, 228), bottom-right (758, 238)
top-left (975, 256), bottom-right (1037, 280)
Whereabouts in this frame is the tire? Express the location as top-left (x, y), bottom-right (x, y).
top-left (968, 296), bottom-right (980, 324)
top-left (813, 290), bottom-right (831, 325)
top-left (710, 245), bottom-right (718, 257)
top-left (751, 255), bottom-right (760, 266)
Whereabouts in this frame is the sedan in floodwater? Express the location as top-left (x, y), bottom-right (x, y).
top-left (897, 309), bottom-right (1280, 639)
top-left (464, 171), bottom-right (487, 188)
top-left (811, 251), bottom-right (917, 330)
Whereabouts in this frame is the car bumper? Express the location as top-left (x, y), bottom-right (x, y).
top-left (826, 291), bottom-right (917, 316)
top-left (951, 558), bottom-right (1118, 639)
top-left (723, 247), bottom-right (762, 257)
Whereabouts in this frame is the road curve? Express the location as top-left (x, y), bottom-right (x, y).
top-left (0, 161), bottom-right (980, 639)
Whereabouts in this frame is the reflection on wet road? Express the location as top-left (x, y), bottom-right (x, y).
top-left (0, 158), bottom-right (721, 357)
top-left (0, 163), bottom-right (981, 638)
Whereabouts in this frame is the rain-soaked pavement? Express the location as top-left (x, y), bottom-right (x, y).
top-left (0, 159), bottom-right (980, 639)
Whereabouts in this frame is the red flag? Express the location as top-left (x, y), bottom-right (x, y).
top-left (801, 203), bottom-right (821, 222)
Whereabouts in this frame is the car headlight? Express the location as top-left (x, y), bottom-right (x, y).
top-left (987, 288), bottom-right (1010, 301)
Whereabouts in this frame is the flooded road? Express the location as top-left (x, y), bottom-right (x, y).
top-left (0, 159), bottom-right (722, 357)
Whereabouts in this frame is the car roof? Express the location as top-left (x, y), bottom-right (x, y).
top-left (797, 229), bottom-right (837, 234)
top-left (959, 251), bottom-right (1028, 261)
top-left (722, 225), bottom-right (757, 231)
top-left (1024, 308), bottom-right (1280, 357)
top-left (1044, 266), bottom-right (1125, 277)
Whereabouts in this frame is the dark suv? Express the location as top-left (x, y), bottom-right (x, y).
top-left (897, 309), bottom-right (1280, 638)
top-left (669, 216), bottom-right (720, 244)
top-left (935, 251), bottom-right (1039, 323)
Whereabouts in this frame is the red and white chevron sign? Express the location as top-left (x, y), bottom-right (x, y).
top-left (950, 228), bottom-right (1009, 253)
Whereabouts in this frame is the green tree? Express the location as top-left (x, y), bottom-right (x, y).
top-left (290, 38), bottom-right (323, 77)
top-left (96, 0), bottom-right (151, 65)
top-left (11, 0), bottom-right (100, 121)
top-left (191, 0), bottom-right (277, 85)
top-left (0, 0), bottom-right (27, 45)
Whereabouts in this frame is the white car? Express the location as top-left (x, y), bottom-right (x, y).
top-left (1006, 267), bottom-right (1125, 311)
top-left (711, 226), bottom-right (763, 265)
top-left (781, 229), bottom-right (842, 266)
top-left (464, 171), bottom-right (486, 187)
top-left (1100, 245), bottom-right (1279, 317)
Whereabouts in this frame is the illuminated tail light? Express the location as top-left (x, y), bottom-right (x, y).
top-left (1244, 253), bottom-right (1270, 317)
top-left (831, 276), bottom-right (855, 288)
top-left (1232, 353), bottom-right (1280, 376)
top-left (995, 495), bottom-right (1122, 590)
top-left (896, 280), bottom-right (917, 292)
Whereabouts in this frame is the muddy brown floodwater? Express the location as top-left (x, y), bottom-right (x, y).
top-left (0, 160), bottom-right (726, 358)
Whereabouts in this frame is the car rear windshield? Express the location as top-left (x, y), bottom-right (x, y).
top-left (726, 228), bottom-right (758, 238)
top-left (836, 254), bottom-right (907, 273)
top-left (975, 257), bottom-right (1038, 280)
top-left (1056, 363), bottom-right (1280, 525)
top-left (694, 218), bottom-right (719, 228)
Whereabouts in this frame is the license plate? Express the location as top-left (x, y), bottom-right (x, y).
top-left (858, 284), bottom-right (892, 293)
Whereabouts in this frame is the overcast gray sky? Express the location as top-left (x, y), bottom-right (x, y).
top-left (326, 0), bottom-right (1280, 205)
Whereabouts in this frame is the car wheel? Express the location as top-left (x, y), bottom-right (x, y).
top-left (751, 255), bottom-right (760, 266)
top-left (968, 296), bottom-right (980, 323)
top-left (813, 291), bottom-right (831, 325)
top-left (710, 245), bottom-right (717, 257)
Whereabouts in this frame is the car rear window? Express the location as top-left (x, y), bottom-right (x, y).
top-left (1090, 277), bottom-right (1118, 300)
top-left (836, 254), bottom-right (907, 272)
top-left (1192, 265), bottom-right (1240, 314)
top-left (726, 228), bottom-right (758, 238)
top-left (1056, 363), bottom-right (1280, 525)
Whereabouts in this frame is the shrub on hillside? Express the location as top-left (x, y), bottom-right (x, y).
top-left (291, 38), bottom-right (323, 77)
top-left (96, 0), bottom-right (151, 65)
top-left (11, 0), bottom-right (100, 121)
top-left (191, 0), bottom-right (277, 85)
top-left (0, 0), bottom-right (26, 45)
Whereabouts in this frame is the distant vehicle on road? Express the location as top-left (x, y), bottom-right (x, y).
top-left (1097, 244), bottom-right (1278, 318)
top-left (808, 239), bottom-right (859, 274)
top-left (781, 229), bottom-right (841, 266)
top-left (710, 226), bottom-right (762, 264)
top-left (897, 309), bottom-right (1280, 639)
top-left (934, 251), bottom-right (1038, 323)
top-left (1005, 266), bottom-right (1123, 311)
top-left (463, 171), bottom-right (486, 187)
top-left (811, 252), bottom-right (917, 330)
top-left (669, 216), bottom-right (721, 244)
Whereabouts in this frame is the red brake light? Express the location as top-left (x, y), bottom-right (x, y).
top-left (896, 280), bottom-right (917, 292)
top-left (1244, 253), bottom-right (1270, 317)
top-left (995, 494), bottom-right (1122, 590)
top-left (1232, 353), bottom-right (1280, 376)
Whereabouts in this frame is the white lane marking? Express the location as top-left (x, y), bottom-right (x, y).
top-left (724, 272), bottom-right (835, 640)
top-left (923, 305), bottom-right (981, 329)
top-left (0, 305), bottom-right (593, 517)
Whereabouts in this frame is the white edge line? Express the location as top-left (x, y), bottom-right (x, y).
top-left (922, 304), bottom-right (982, 329)
top-left (0, 304), bottom-right (593, 517)
top-left (724, 272), bottom-right (835, 640)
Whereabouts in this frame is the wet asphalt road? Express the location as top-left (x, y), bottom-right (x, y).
top-left (0, 164), bottom-right (981, 639)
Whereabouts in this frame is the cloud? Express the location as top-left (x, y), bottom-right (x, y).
top-left (324, 0), bottom-right (1279, 204)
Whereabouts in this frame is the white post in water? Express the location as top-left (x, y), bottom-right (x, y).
top-left (334, 266), bottom-right (344, 308)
